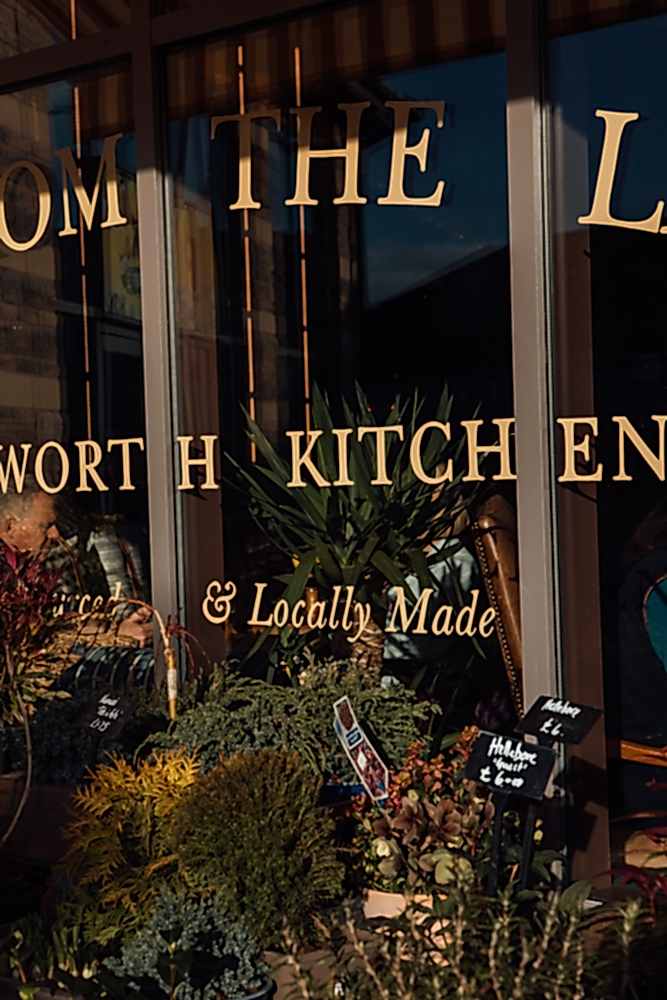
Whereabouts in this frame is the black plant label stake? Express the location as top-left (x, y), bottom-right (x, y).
top-left (515, 695), bottom-right (601, 891)
top-left (517, 734), bottom-right (553, 891)
top-left (464, 730), bottom-right (556, 896)
top-left (487, 791), bottom-right (511, 896)
top-left (80, 688), bottom-right (132, 744)
top-left (516, 696), bottom-right (601, 746)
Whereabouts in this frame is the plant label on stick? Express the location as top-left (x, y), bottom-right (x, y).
top-left (333, 696), bottom-right (389, 802)
top-left (80, 688), bottom-right (131, 741)
top-left (465, 731), bottom-right (555, 801)
top-left (516, 695), bottom-right (602, 745)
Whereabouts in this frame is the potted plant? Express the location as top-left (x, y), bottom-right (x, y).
top-left (60, 749), bottom-right (200, 947)
top-left (277, 883), bottom-right (654, 1000)
top-left (3, 888), bottom-right (274, 1000)
top-left (0, 544), bottom-right (74, 850)
top-left (3, 750), bottom-right (277, 1000)
top-left (352, 730), bottom-right (494, 918)
top-left (170, 749), bottom-right (345, 950)
top-left (149, 659), bottom-right (436, 784)
top-left (99, 886), bottom-right (274, 999)
top-left (227, 384), bottom-right (477, 671)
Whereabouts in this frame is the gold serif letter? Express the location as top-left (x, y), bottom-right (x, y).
top-left (0, 161), bottom-right (51, 252)
top-left (578, 110), bottom-right (664, 232)
top-left (378, 101), bottom-right (445, 207)
top-left (286, 103), bottom-right (370, 206)
top-left (211, 110), bottom-right (281, 210)
top-left (57, 133), bottom-right (128, 237)
top-left (461, 419), bottom-right (516, 482)
top-left (557, 418), bottom-right (602, 482)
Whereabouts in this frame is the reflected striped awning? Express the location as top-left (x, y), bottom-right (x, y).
top-left (167, 0), bottom-right (507, 119)
top-left (548, 0), bottom-right (667, 37)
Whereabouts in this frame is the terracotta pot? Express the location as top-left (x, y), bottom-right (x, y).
top-left (266, 949), bottom-right (335, 999)
top-left (363, 889), bottom-right (410, 919)
top-left (363, 889), bottom-right (450, 964)
top-left (363, 889), bottom-right (445, 920)
top-left (0, 771), bottom-right (26, 818)
top-left (230, 976), bottom-right (276, 999)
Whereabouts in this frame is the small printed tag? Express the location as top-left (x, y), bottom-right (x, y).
top-left (333, 696), bottom-right (389, 801)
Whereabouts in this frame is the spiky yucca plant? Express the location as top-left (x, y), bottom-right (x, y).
top-left (227, 384), bottom-right (478, 651)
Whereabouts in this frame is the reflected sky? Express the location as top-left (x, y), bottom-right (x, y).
top-left (362, 51), bottom-right (508, 307)
top-left (550, 14), bottom-right (667, 230)
top-left (170, 46), bottom-right (510, 310)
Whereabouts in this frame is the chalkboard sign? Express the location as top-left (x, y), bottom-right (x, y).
top-left (465, 731), bottom-right (555, 801)
top-left (80, 689), bottom-right (131, 740)
top-left (516, 696), bottom-right (602, 745)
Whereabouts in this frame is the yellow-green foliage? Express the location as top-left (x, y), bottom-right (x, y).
top-left (63, 750), bottom-right (199, 944)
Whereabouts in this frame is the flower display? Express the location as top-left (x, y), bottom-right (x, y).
top-left (354, 729), bottom-right (495, 892)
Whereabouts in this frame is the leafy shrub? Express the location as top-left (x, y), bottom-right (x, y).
top-left (170, 749), bottom-right (344, 947)
top-left (4, 890), bottom-right (269, 1000)
top-left (63, 750), bottom-right (199, 944)
top-left (2, 905), bottom-right (100, 986)
top-left (0, 544), bottom-right (71, 725)
top-left (281, 884), bottom-right (667, 1000)
top-left (353, 731), bottom-right (494, 893)
top-left (103, 887), bottom-right (269, 1000)
top-left (1, 684), bottom-right (168, 785)
top-left (150, 664), bottom-right (436, 778)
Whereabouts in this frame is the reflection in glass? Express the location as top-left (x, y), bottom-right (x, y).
top-left (166, 0), bottom-right (517, 733)
top-left (0, 67), bottom-right (152, 679)
top-left (0, 1), bottom-right (130, 58)
top-left (549, 7), bottom-right (667, 867)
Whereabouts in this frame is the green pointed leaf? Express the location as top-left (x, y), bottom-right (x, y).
top-left (559, 880), bottom-right (593, 913)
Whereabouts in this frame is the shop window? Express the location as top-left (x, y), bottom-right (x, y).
top-left (0, 1), bottom-right (130, 58)
top-left (165, 0), bottom-right (519, 733)
top-left (548, 5), bottom-right (667, 870)
top-left (0, 66), bottom-right (153, 712)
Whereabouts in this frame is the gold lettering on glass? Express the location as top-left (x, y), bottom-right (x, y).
top-left (378, 101), bottom-right (446, 207)
top-left (578, 110), bottom-right (664, 232)
top-left (57, 133), bottom-right (128, 236)
top-left (285, 102), bottom-right (370, 206)
top-left (210, 109), bottom-right (282, 210)
top-left (0, 160), bottom-right (51, 252)
top-left (612, 415), bottom-right (667, 482)
top-left (557, 417), bottom-right (602, 482)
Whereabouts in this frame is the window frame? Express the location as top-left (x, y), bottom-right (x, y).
top-left (0, 0), bottom-right (609, 877)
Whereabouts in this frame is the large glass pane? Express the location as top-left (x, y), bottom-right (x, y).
top-left (548, 4), bottom-right (667, 870)
top-left (165, 0), bottom-right (518, 732)
top-left (0, 65), bottom-right (152, 755)
top-left (0, 1), bottom-right (130, 58)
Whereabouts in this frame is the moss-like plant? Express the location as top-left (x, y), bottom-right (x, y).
top-left (103, 887), bottom-right (269, 1000)
top-left (5, 889), bottom-right (269, 1000)
top-left (170, 749), bottom-right (344, 947)
top-left (150, 663), bottom-right (437, 777)
top-left (63, 750), bottom-right (200, 944)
